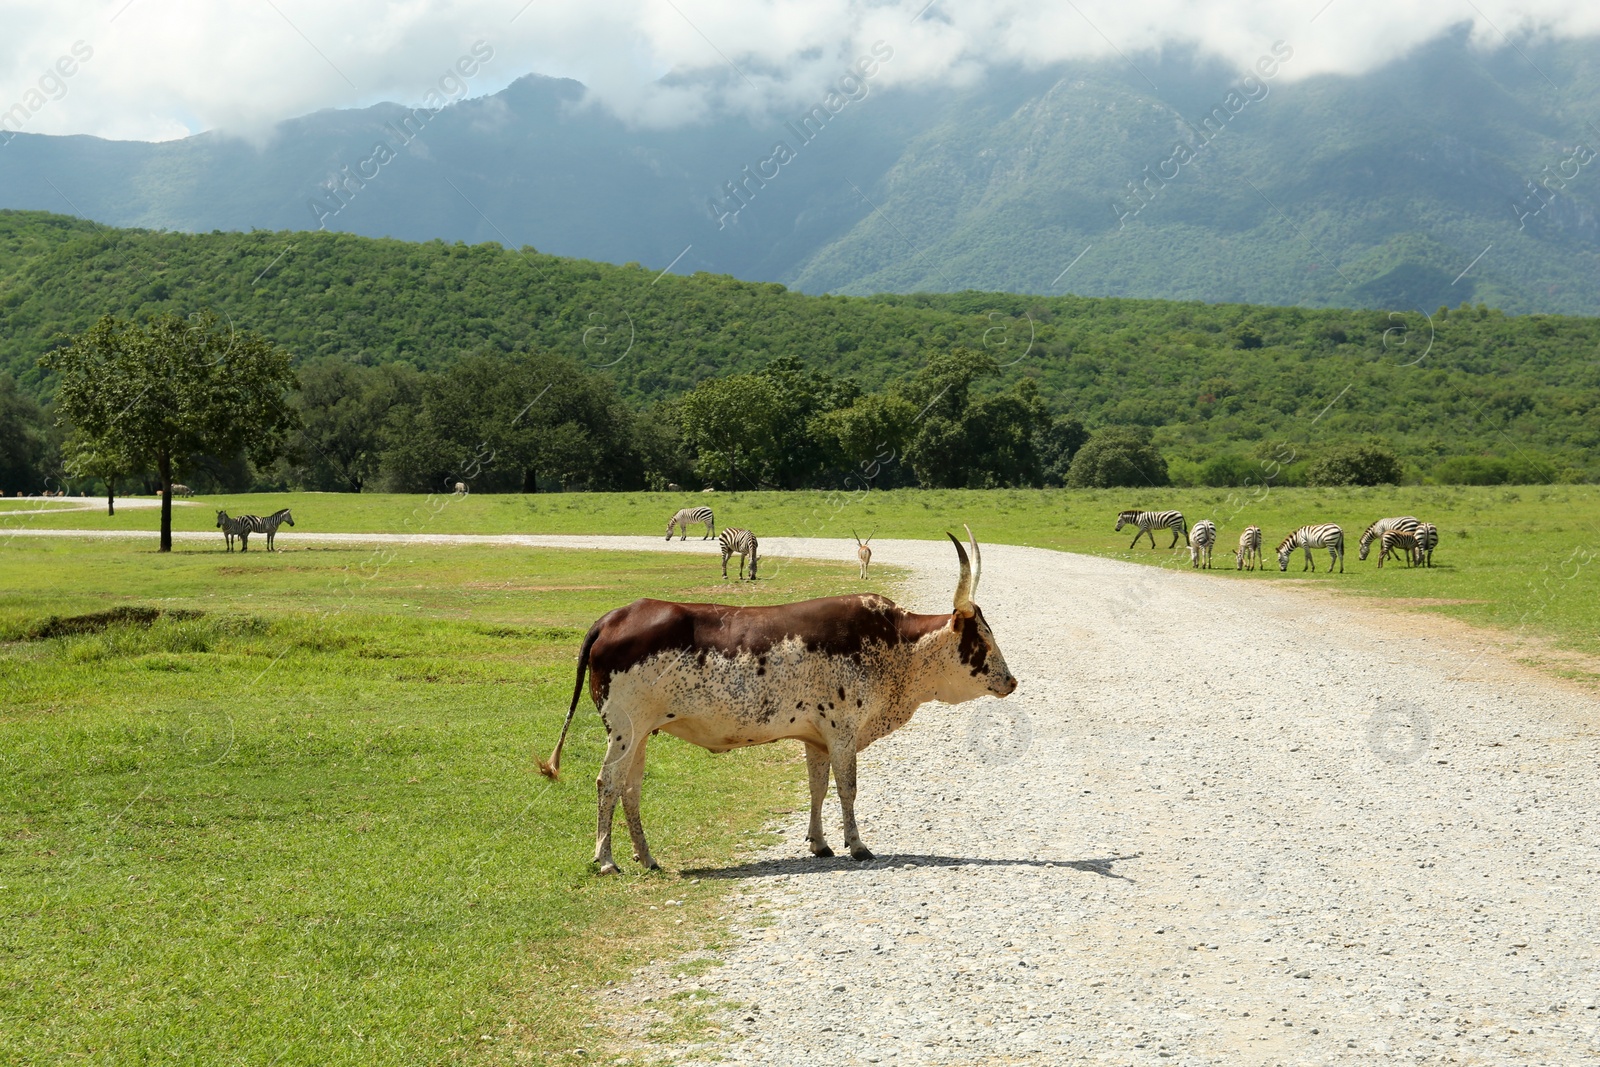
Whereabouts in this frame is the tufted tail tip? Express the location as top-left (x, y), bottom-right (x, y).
top-left (537, 754), bottom-right (561, 780)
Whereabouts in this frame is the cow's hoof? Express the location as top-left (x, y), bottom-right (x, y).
top-left (597, 862), bottom-right (620, 876)
top-left (809, 844), bottom-right (834, 858)
top-left (849, 846), bottom-right (874, 861)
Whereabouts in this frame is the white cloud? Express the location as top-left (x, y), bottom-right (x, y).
top-left (0, 0), bottom-right (1597, 142)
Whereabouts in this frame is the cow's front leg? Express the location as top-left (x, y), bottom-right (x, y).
top-left (594, 729), bottom-right (633, 875)
top-left (804, 742), bottom-right (833, 857)
top-left (830, 745), bottom-right (872, 861)
top-left (619, 734), bottom-right (658, 871)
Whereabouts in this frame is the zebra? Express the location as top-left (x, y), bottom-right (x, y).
top-left (1413, 522), bottom-right (1439, 567)
top-left (1357, 516), bottom-right (1419, 561)
top-left (171, 484), bottom-right (194, 497)
top-left (1115, 509), bottom-right (1189, 550)
top-left (667, 506), bottom-right (715, 541)
top-left (215, 510), bottom-right (251, 552)
top-left (1377, 528), bottom-right (1420, 568)
top-left (1189, 519), bottom-right (1217, 569)
top-left (1235, 525), bottom-right (1263, 571)
top-left (1278, 523), bottom-right (1344, 573)
top-left (243, 508), bottom-right (295, 551)
top-left (718, 527), bottom-right (758, 580)
top-left (853, 529), bottom-right (874, 579)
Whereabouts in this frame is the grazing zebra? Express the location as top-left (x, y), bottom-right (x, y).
top-left (1413, 522), bottom-right (1439, 567)
top-left (1189, 519), bottom-right (1217, 569)
top-left (1357, 516), bottom-right (1419, 561)
top-left (1377, 528), bottom-right (1420, 568)
top-left (666, 506), bottom-right (715, 541)
top-left (1235, 525), bottom-right (1263, 571)
top-left (1115, 509), bottom-right (1189, 549)
top-left (171, 484), bottom-right (194, 497)
top-left (718, 527), bottom-right (758, 580)
top-left (1278, 523), bottom-right (1344, 573)
top-left (215, 510), bottom-right (251, 552)
top-left (853, 529), bottom-right (874, 579)
top-left (244, 508), bottom-right (295, 551)
top-left (453, 481), bottom-right (467, 495)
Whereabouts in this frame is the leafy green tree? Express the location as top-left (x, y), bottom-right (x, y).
top-left (954, 380), bottom-right (1050, 488)
top-left (815, 392), bottom-right (920, 488)
top-left (903, 346), bottom-right (998, 423)
top-left (755, 356), bottom-right (862, 488)
top-left (1200, 453), bottom-right (1262, 487)
top-left (44, 312), bottom-right (298, 550)
top-left (60, 433), bottom-right (135, 515)
top-left (678, 374), bottom-right (782, 488)
top-left (292, 359), bottom-right (418, 492)
top-left (1036, 415), bottom-right (1087, 487)
top-left (0, 374), bottom-right (47, 495)
top-left (631, 401), bottom-right (697, 490)
top-left (383, 350), bottom-right (637, 492)
top-left (1066, 427), bottom-right (1170, 488)
top-left (1305, 442), bottom-right (1403, 487)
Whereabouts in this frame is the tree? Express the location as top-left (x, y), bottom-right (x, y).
top-left (1305, 442), bottom-right (1403, 487)
top-left (44, 312), bottom-right (299, 550)
top-left (678, 374), bottom-right (782, 489)
top-left (0, 374), bottom-right (48, 495)
top-left (292, 359), bottom-right (417, 492)
top-left (1065, 427), bottom-right (1170, 488)
top-left (1036, 416), bottom-right (1088, 487)
top-left (382, 350), bottom-right (638, 493)
top-left (754, 356), bottom-right (862, 488)
top-left (815, 392), bottom-right (920, 488)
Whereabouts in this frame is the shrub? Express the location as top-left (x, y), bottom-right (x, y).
top-left (1066, 427), bottom-right (1170, 488)
top-left (1305, 443), bottom-right (1402, 487)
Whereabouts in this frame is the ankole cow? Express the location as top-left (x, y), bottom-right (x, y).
top-left (539, 528), bottom-right (1018, 874)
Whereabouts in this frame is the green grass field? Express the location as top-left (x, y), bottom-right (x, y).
top-left (0, 539), bottom-right (885, 1066)
top-left (9, 483), bottom-right (1600, 658)
top-left (6, 483), bottom-right (1600, 1064)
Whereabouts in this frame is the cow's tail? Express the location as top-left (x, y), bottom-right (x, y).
top-left (538, 620), bottom-right (603, 780)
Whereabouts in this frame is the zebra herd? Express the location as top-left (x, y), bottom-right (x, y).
top-left (215, 508), bottom-right (295, 552)
top-left (666, 506), bottom-right (760, 581)
top-left (1114, 509), bottom-right (1440, 573)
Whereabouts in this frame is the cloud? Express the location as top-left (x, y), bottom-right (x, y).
top-left (2, 1), bottom-right (1598, 142)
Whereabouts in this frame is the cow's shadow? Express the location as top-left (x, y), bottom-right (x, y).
top-left (682, 851), bottom-right (1140, 881)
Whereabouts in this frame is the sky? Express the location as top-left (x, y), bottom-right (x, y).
top-left (2, 0), bottom-right (1598, 143)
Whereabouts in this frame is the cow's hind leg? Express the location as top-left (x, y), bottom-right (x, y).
top-left (831, 747), bottom-right (872, 861)
top-left (804, 743), bottom-right (834, 857)
top-left (593, 729), bottom-right (635, 875)
top-left (618, 735), bottom-right (658, 871)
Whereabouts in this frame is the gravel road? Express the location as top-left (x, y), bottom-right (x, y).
top-left (590, 536), bottom-right (1600, 1067)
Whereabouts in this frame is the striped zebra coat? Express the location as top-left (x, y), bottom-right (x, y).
top-left (718, 527), bottom-right (758, 580)
top-left (667, 506), bottom-right (715, 541)
top-left (1189, 520), bottom-right (1217, 569)
top-left (1235, 525), bottom-right (1263, 571)
top-left (215, 510), bottom-right (251, 552)
top-left (1357, 516), bottom-right (1419, 561)
top-left (243, 508), bottom-right (295, 551)
top-left (1377, 528), bottom-right (1420, 568)
top-left (1413, 522), bottom-right (1439, 567)
top-left (1278, 523), bottom-right (1344, 573)
top-left (1115, 509), bottom-right (1189, 549)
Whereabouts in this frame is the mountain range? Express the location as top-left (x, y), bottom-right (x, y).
top-left (2, 28), bottom-right (1597, 314)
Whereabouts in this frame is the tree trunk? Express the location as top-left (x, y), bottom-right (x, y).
top-left (522, 468), bottom-right (538, 493)
top-left (158, 452), bottom-right (172, 552)
top-left (107, 476), bottom-right (116, 517)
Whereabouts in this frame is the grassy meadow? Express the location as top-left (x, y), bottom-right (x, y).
top-left (0, 538), bottom-right (881, 1066)
top-left (9, 482), bottom-right (1600, 658)
top-left (6, 482), bottom-right (1600, 1063)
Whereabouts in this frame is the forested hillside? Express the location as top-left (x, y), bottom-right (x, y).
top-left (3, 210), bottom-right (1600, 488)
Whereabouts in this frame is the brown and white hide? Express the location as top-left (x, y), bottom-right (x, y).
top-left (539, 530), bottom-right (1017, 874)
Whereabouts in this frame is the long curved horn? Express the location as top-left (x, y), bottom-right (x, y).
top-left (948, 531), bottom-right (974, 616)
top-left (964, 524), bottom-right (981, 601)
